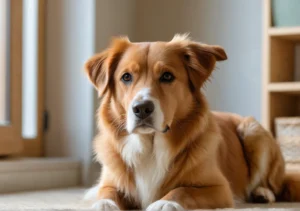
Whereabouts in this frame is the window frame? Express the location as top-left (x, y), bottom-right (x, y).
top-left (0, 0), bottom-right (45, 156)
top-left (0, 0), bottom-right (23, 155)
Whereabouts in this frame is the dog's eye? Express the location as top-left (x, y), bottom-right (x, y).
top-left (121, 73), bottom-right (132, 83)
top-left (160, 72), bottom-right (175, 83)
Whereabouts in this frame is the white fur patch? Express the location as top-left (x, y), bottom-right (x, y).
top-left (121, 134), bottom-right (151, 168)
top-left (253, 187), bottom-right (275, 203)
top-left (146, 200), bottom-right (185, 211)
top-left (171, 33), bottom-right (190, 42)
top-left (239, 120), bottom-right (260, 138)
top-left (121, 133), bottom-right (170, 208)
top-left (92, 199), bottom-right (119, 211)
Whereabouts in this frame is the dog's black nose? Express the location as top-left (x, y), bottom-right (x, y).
top-left (132, 100), bottom-right (155, 119)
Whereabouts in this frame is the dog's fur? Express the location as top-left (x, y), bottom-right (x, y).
top-left (84, 35), bottom-right (300, 210)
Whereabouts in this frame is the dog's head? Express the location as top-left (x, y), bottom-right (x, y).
top-left (85, 34), bottom-right (227, 135)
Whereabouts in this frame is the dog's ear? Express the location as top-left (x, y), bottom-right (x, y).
top-left (84, 51), bottom-right (109, 96)
top-left (183, 42), bottom-right (227, 92)
top-left (84, 37), bottom-right (130, 96)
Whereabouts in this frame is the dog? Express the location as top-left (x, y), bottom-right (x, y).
top-left (84, 34), bottom-right (300, 210)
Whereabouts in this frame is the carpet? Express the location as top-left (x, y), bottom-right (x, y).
top-left (0, 187), bottom-right (299, 210)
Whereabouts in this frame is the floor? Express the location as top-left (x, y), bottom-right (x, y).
top-left (0, 188), bottom-right (299, 210)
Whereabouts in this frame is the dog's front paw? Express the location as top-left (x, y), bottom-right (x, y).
top-left (251, 187), bottom-right (275, 203)
top-left (92, 199), bottom-right (120, 211)
top-left (146, 200), bottom-right (185, 211)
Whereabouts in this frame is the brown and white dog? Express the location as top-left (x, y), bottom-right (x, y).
top-left (84, 34), bottom-right (300, 210)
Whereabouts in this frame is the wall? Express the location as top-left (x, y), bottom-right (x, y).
top-left (95, 0), bottom-right (136, 50)
top-left (45, 0), bottom-right (95, 185)
top-left (135, 0), bottom-right (262, 120)
top-left (187, 0), bottom-right (262, 120)
top-left (135, 0), bottom-right (186, 42)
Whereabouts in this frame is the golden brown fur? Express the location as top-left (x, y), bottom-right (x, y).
top-left (85, 35), bottom-right (300, 210)
top-left (237, 117), bottom-right (285, 202)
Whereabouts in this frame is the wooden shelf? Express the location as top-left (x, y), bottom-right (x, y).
top-left (268, 82), bottom-right (300, 94)
top-left (269, 27), bottom-right (300, 41)
top-left (263, 0), bottom-right (300, 132)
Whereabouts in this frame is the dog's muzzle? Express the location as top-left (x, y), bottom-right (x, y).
top-left (132, 100), bottom-right (155, 120)
top-left (126, 88), bottom-right (168, 134)
top-left (132, 100), bottom-right (155, 131)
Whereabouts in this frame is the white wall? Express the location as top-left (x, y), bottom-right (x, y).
top-left (45, 0), bottom-right (95, 185)
top-left (95, 0), bottom-right (136, 49)
top-left (135, 0), bottom-right (186, 42)
top-left (187, 0), bottom-right (262, 120)
top-left (134, 0), bottom-right (262, 120)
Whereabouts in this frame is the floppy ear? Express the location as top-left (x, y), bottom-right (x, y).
top-left (84, 37), bottom-right (130, 96)
top-left (84, 51), bottom-right (109, 96)
top-left (183, 42), bottom-right (227, 92)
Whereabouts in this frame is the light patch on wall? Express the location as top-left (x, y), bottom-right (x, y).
top-left (22, 0), bottom-right (38, 139)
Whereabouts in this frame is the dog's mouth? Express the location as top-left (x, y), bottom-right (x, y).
top-left (133, 119), bottom-right (170, 134)
top-left (162, 125), bottom-right (170, 133)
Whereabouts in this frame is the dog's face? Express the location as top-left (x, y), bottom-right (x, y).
top-left (85, 35), bottom-right (227, 135)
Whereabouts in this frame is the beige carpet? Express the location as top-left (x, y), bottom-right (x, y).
top-left (0, 187), bottom-right (299, 210)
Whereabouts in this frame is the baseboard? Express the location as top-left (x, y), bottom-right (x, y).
top-left (0, 158), bottom-right (81, 193)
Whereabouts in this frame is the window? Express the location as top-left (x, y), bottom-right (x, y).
top-left (0, 0), bottom-right (45, 156)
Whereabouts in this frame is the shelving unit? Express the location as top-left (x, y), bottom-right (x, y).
top-left (268, 82), bottom-right (300, 94)
top-left (269, 27), bottom-right (300, 40)
top-left (262, 0), bottom-right (300, 133)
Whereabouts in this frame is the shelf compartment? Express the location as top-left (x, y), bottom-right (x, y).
top-left (269, 27), bottom-right (300, 41)
top-left (270, 38), bottom-right (296, 82)
top-left (268, 82), bottom-right (300, 94)
top-left (268, 93), bottom-right (300, 134)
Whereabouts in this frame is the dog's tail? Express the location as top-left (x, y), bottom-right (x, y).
top-left (277, 171), bottom-right (300, 202)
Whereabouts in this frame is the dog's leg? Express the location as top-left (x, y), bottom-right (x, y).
top-left (251, 186), bottom-right (275, 203)
top-left (237, 117), bottom-right (285, 203)
top-left (91, 186), bottom-right (124, 211)
top-left (251, 160), bottom-right (283, 203)
top-left (146, 185), bottom-right (234, 210)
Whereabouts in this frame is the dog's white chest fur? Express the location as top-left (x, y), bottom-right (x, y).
top-left (121, 133), bottom-right (170, 208)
